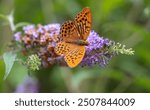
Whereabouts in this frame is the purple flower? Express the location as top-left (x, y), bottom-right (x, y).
top-left (44, 24), bottom-right (60, 35)
top-left (37, 26), bottom-right (45, 34)
top-left (32, 31), bottom-right (39, 38)
top-left (15, 76), bottom-right (38, 93)
top-left (23, 25), bottom-right (39, 38)
top-left (23, 25), bottom-right (35, 33)
top-left (14, 32), bottom-right (22, 41)
top-left (44, 24), bottom-right (60, 31)
top-left (80, 31), bottom-right (113, 67)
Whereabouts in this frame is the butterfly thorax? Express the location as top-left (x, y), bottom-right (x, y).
top-left (66, 40), bottom-right (89, 46)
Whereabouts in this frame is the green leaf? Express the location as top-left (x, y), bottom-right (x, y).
top-left (3, 51), bottom-right (17, 80)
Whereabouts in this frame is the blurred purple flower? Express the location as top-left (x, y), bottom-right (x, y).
top-left (15, 76), bottom-right (38, 93)
top-left (37, 26), bottom-right (45, 34)
top-left (44, 24), bottom-right (60, 31)
top-left (14, 32), bottom-right (22, 41)
top-left (32, 31), bottom-right (39, 38)
top-left (23, 25), bottom-right (35, 33)
top-left (44, 24), bottom-right (60, 36)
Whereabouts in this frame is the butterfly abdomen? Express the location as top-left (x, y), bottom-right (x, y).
top-left (66, 40), bottom-right (89, 46)
top-left (76, 40), bottom-right (89, 46)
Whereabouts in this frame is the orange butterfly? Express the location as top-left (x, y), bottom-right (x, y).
top-left (55, 7), bottom-right (92, 68)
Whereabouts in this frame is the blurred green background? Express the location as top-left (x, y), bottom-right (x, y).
top-left (0, 0), bottom-right (150, 93)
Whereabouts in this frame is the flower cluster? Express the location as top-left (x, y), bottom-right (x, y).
top-left (13, 24), bottom-right (134, 70)
top-left (80, 31), bottom-right (114, 67)
top-left (14, 24), bottom-right (61, 69)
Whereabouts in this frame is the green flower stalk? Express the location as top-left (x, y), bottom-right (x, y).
top-left (110, 42), bottom-right (135, 55)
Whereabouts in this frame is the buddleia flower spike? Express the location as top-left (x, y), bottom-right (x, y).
top-left (12, 7), bottom-right (134, 70)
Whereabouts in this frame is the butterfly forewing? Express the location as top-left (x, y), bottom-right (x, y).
top-left (59, 7), bottom-right (92, 42)
top-left (59, 21), bottom-right (79, 42)
top-left (74, 7), bottom-right (92, 40)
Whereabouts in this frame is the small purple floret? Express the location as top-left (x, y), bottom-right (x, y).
top-left (23, 25), bottom-right (35, 33)
top-left (14, 32), bottom-right (22, 41)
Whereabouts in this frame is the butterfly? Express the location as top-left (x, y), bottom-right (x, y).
top-left (55, 7), bottom-right (92, 68)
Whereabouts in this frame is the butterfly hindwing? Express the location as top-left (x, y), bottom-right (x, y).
top-left (55, 41), bottom-right (81, 55)
top-left (64, 46), bottom-right (85, 68)
top-left (55, 42), bottom-right (85, 68)
top-left (55, 41), bottom-right (72, 55)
